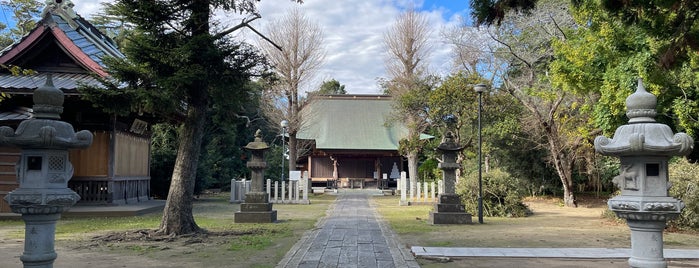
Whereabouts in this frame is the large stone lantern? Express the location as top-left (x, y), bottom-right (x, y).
top-left (429, 131), bottom-right (472, 224)
top-left (594, 79), bottom-right (693, 268)
top-left (234, 129), bottom-right (277, 223)
top-left (0, 75), bottom-right (93, 268)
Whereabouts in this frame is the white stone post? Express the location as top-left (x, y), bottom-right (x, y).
top-left (266, 179), bottom-right (271, 201)
top-left (423, 182), bottom-right (428, 202)
top-left (302, 172), bottom-right (309, 202)
top-left (281, 181), bottom-right (286, 202)
top-left (274, 181), bottom-right (279, 202)
top-left (431, 182), bottom-right (436, 201)
top-left (234, 179), bottom-right (238, 203)
top-left (416, 182), bottom-right (421, 202)
top-left (397, 176), bottom-right (401, 191)
top-left (294, 180), bottom-right (300, 201)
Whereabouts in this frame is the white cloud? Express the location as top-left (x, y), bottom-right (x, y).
top-left (71, 0), bottom-right (108, 19)
top-left (234, 0), bottom-right (466, 94)
top-left (68, 0), bottom-right (467, 94)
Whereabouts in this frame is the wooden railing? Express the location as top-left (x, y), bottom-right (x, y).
top-left (69, 177), bottom-right (150, 204)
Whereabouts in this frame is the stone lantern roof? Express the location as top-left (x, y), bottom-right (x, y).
top-left (436, 131), bottom-right (463, 153)
top-left (0, 75), bottom-right (92, 149)
top-left (594, 79), bottom-right (693, 157)
top-left (244, 129), bottom-right (269, 151)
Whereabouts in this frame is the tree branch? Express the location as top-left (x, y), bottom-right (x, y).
top-left (215, 14), bottom-right (260, 38)
top-left (488, 30), bottom-right (532, 69)
top-left (246, 24), bottom-right (282, 51)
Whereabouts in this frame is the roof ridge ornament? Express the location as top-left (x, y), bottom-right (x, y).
top-left (42, 0), bottom-right (78, 29)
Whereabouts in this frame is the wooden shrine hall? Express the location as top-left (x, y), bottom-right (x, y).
top-left (296, 95), bottom-right (430, 189)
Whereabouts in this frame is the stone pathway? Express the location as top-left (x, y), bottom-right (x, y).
top-left (277, 190), bottom-right (419, 268)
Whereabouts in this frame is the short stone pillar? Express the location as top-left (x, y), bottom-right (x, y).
top-left (429, 132), bottom-right (472, 224)
top-left (235, 130), bottom-right (277, 223)
top-left (0, 75), bottom-right (93, 268)
top-left (595, 79), bottom-right (693, 268)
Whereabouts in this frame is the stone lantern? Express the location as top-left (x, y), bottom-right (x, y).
top-left (594, 79), bottom-right (693, 268)
top-left (429, 131), bottom-right (472, 224)
top-left (234, 129), bottom-right (277, 223)
top-left (0, 75), bottom-right (93, 268)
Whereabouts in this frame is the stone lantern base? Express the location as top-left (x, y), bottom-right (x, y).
top-left (609, 195), bottom-right (683, 268)
top-left (234, 192), bottom-right (277, 223)
top-left (429, 194), bottom-right (472, 224)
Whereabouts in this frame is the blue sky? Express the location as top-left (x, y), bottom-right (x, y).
top-left (421, 0), bottom-right (473, 24)
top-left (2, 0), bottom-right (477, 94)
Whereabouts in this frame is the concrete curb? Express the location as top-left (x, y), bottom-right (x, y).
top-left (411, 247), bottom-right (699, 259)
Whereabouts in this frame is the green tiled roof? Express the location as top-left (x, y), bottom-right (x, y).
top-left (297, 95), bottom-right (426, 150)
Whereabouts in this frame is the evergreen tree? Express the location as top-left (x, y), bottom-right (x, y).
top-left (81, 0), bottom-right (299, 235)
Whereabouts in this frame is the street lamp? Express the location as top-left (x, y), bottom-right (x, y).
top-left (474, 83), bottom-right (486, 224)
top-left (280, 120), bottom-right (289, 181)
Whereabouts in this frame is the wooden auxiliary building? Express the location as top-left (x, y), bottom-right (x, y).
top-left (0, 1), bottom-right (151, 212)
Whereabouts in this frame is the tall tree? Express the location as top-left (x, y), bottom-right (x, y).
top-left (382, 9), bottom-right (433, 194)
top-left (0, 0), bottom-right (41, 49)
top-left (81, 0), bottom-right (299, 235)
top-left (488, 0), bottom-right (590, 207)
top-left (472, 0), bottom-right (698, 68)
top-left (3, 0), bottom-right (41, 39)
top-left (87, 2), bottom-right (131, 48)
top-left (258, 8), bottom-right (325, 174)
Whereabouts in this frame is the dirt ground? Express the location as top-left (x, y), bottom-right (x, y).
top-left (408, 196), bottom-right (699, 268)
top-left (1, 194), bottom-right (698, 267)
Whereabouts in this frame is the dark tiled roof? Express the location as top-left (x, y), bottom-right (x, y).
top-left (0, 73), bottom-right (101, 93)
top-left (0, 106), bottom-right (32, 121)
top-left (0, 6), bottom-right (124, 75)
top-left (52, 14), bottom-right (125, 66)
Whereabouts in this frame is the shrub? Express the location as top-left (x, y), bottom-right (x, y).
top-left (669, 158), bottom-right (699, 230)
top-left (456, 168), bottom-right (531, 217)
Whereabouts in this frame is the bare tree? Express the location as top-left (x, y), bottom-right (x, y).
top-left (488, 0), bottom-right (591, 207)
top-left (258, 8), bottom-right (325, 173)
top-left (383, 9), bottom-right (433, 196)
top-left (441, 19), bottom-right (506, 85)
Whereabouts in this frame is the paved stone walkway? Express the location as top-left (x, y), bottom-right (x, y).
top-left (276, 190), bottom-right (419, 268)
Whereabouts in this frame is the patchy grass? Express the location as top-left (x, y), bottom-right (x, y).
top-left (57, 215), bottom-right (162, 239)
top-left (1, 193), bottom-right (336, 268)
top-left (373, 195), bottom-right (699, 249)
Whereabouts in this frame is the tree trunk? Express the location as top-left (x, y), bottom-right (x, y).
top-left (549, 138), bottom-right (578, 207)
top-left (288, 134), bottom-right (298, 172)
top-left (158, 0), bottom-right (210, 235)
top-left (158, 99), bottom-right (207, 235)
top-left (562, 182), bottom-right (576, 207)
top-left (407, 151), bottom-right (418, 197)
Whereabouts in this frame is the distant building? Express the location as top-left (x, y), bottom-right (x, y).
top-left (0, 0), bottom-right (151, 212)
top-left (296, 94), bottom-right (431, 188)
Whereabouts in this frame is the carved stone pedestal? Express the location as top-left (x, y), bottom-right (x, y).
top-left (429, 194), bottom-right (472, 224)
top-left (627, 220), bottom-right (668, 268)
top-left (234, 192), bottom-right (277, 223)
